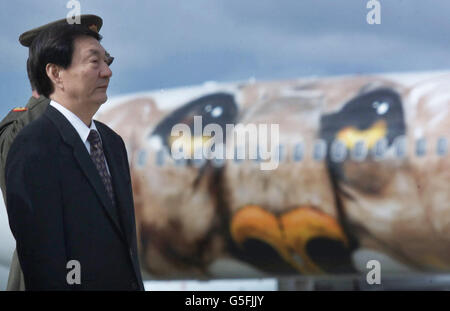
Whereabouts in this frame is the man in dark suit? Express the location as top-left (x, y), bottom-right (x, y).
top-left (5, 22), bottom-right (144, 290)
top-left (0, 14), bottom-right (113, 291)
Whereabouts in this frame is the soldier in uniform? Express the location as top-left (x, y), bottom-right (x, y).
top-left (0, 15), bottom-right (113, 291)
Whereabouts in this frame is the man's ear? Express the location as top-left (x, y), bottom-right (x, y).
top-left (45, 63), bottom-right (64, 90)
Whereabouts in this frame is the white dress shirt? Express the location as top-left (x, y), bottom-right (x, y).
top-left (50, 100), bottom-right (111, 173)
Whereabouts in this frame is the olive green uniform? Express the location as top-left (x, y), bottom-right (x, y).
top-left (0, 95), bottom-right (50, 290)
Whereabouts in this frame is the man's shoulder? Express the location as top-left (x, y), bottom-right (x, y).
top-left (21, 96), bottom-right (50, 121)
top-left (0, 109), bottom-right (24, 133)
top-left (94, 120), bottom-right (124, 144)
top-left (6, 114), bottom-right (58, 168)
top-left (25, 96), bottom-right (50, 111)
top-left (0, 97), bottom-right (49, 135)
top-left (13, 112), bottom-right (58, 149)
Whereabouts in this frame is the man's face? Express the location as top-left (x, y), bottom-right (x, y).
top-left (61, 35), bottom-right (112, 107)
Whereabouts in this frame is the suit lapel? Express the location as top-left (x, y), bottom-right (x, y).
top-left (45, 106), bottom-right (126, 242)
top-left (96, 122), bottom-right (133, 247)
top-left (96, 122), bottom-right (145, 285)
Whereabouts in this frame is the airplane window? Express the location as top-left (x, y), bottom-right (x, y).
top-left (192, 156), bottom-right (207, 168)
top-left (372, 137), bottom-right (388, 160)
top-left (137, 150), bottom-right (147, 167)
top-left (174, 157), bottom-right (187, 167)
top-left (437, 137), bottom-right (448, 156)
top-left (351, 140), bottom-right (368, 162)
top-left (211, 156), bottom-right (226, 168)
top-left (415, 137), bottom-right (427, 157)
top-left (293, 143), bottom-right (304, 162)
top-left (277, 144), bottom-right (285, 162)
top-left (234, 146), bottom-right (245, 163)
top-left (313, 139), bottom-right (327, 161)
top-left (330, 139), bottom-right (347, 163)
top-left (394, 136), bottom-right (407, 158)
top-left (252, 145), bottom-right (261, 163)
top-left (156, 149), bottom-right (167, 167)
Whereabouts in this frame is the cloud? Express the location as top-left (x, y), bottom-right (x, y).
top-left (0, 0), bottom-right (449, 115)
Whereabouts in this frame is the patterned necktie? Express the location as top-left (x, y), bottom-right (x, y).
top-left (87, 130), bottom-right (116, 208)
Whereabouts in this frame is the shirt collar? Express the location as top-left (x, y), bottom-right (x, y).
top-left (50, 100), bottom-right (98, 145)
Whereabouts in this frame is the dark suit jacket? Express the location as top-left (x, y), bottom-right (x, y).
top-left (5, 105), bottom-right (144, 290)
top-left (0, 95), bottom-right (50, 291)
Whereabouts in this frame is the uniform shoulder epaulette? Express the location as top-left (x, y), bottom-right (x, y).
top-left (12, 107), bottom-right (28, 112)
top-left (0, 107), bottom-right (30, 131)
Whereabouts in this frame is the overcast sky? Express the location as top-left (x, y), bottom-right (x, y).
top-left (0, 0), bottom-right (449, 116)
